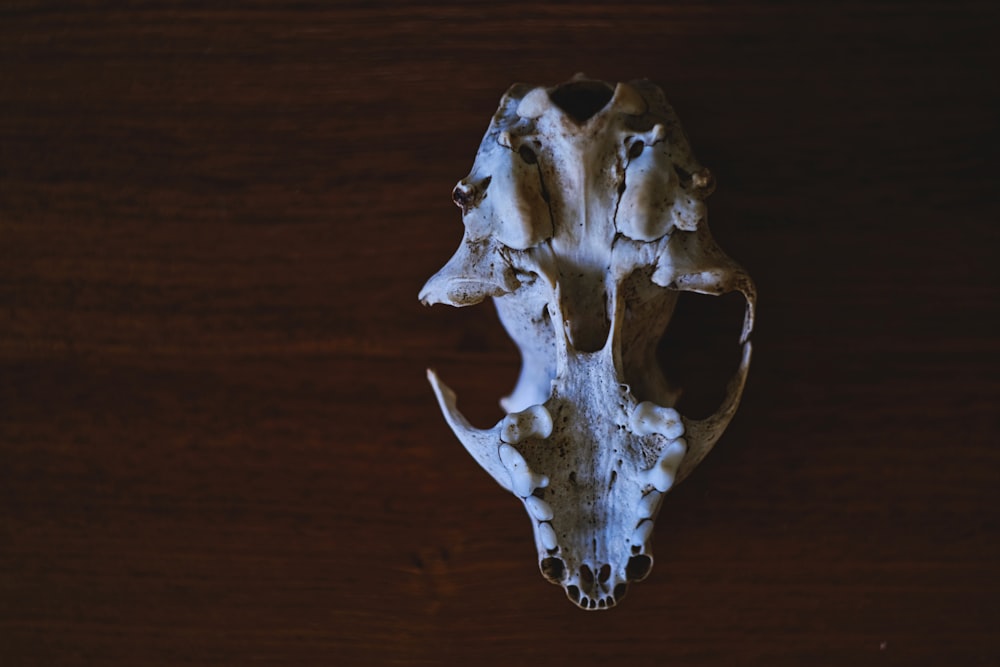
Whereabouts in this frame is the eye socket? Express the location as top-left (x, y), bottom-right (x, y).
top-left (628, 140), bottom-right (645, 159)
top-left (518, 144), bottom-right (538, 164)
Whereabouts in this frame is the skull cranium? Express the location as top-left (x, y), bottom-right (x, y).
top-left (421, 76), bottom-right (756, 609)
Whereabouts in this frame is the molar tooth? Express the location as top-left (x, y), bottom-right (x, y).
top-left (499, 443), bottom-right (550, 498)
top-left (500, 404), bottom-right (554, 444)
top-left (644, 439), bottom-right (687, 492)
top-left (630, 402), bottom-right (685, 439)
top-left (525, 496), bottom-right (554, 521)
top-left (538, 522), bottom-right (559, 551)
top-left (631, 519), bottom-right (654, 547)
top-left (637, 490), bottom-right (662, 520)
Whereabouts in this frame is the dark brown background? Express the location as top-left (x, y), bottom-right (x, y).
top-left (2, 2), bottom-right (997, 665)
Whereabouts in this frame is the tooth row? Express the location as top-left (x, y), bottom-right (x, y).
top-left (523, 493), bottom-right (558, 551)
top-left (500, 442), bottom-right (558, 551)
top-left (500, 404), bottom-right (554, 445)
top-left (643, 438), bottom-right (687, 493)
top-left (630, 402), bottom-right (685, 439)
top-left (499, 443), bottom-right (550, 498)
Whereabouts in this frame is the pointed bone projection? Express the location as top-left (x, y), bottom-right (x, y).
top-left (421, 76), bottom-right (756, 610)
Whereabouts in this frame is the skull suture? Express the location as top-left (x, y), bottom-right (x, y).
top-left (420, 76), bottom-right (756, 610)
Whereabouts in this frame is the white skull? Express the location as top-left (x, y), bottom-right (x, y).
top-left (420, 76), bottom-right (756, 610)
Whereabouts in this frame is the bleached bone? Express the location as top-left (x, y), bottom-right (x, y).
top-left (421, 75), bottom-right (756, 610)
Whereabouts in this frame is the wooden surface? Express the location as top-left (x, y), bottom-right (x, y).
top-left (2, 2), bottom-right (997, 665)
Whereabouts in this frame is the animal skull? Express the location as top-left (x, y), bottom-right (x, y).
top-left (420, 76), bottom-right (756, 610)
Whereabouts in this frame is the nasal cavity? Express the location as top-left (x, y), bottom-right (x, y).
top-left (549, 80), bottom-right (614, 123)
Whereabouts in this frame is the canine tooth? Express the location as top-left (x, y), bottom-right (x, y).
top-left (525, 496), bottom-right (554, 521)
top-left (630, 402), bottom-right (685, 439)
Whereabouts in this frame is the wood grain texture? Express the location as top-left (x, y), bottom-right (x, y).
top-left (1, 2), bottom-right (997, 664)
